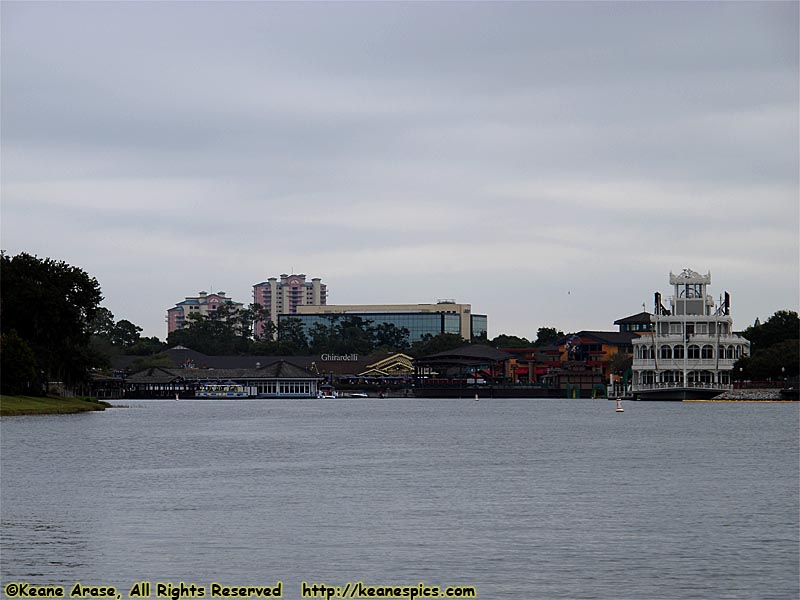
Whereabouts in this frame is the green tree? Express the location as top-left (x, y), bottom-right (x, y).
top-left (238, 303), bottom-right (270, 345)
top-left (336, 316), bottom-right (375, 355)
top-left (306, 316), bottom-right (409, 354)
top-left (1, 252), bottom-right (103, 388)
top-left (86, 335), bottom-right (116, 370)
top-left (308, 320), bottom-right (338, 354)
top-left (0, 331), bottom-right (39, 395)
top-left (167, 302), bottom-right (271, 355)
top-left (90, 307), bottom-right (116, 339)
top-left (89, 306), bottom-right (148, 360)
top-left (534, 327), bottom-right (564, 346)
top-left (490, 334), bottom-right (533, 348)
top-left (373, 322), bottom-right (411, 352)
top-left (275, 318), bottom-right (310, 354)
top-left (735, 310), bottom-right (799, 381)
top-left (607, 351), bottom-right (633, 375)
top-left (110, 319), bottom-right (143, 348)
top-left (128, 352), bottom-right (176, 373)
top-left (168, 312), bottom-right (238, 355)
top-left (410, 333), bottom-right (466, 357)
top-left (125, 336), bottom-right (167, 356)
top-left (740, 310), bottom-right (799, 352)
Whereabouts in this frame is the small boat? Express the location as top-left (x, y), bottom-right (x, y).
top-left (317, 384), bottom-right (337, 399)
top-left (196, 383), bottom-right (249, 398)
top-left (615, 398), bottom-right (624, 412)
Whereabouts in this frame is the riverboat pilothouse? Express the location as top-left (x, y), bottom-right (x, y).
top-left (630, 269), bottom-right (750, 400)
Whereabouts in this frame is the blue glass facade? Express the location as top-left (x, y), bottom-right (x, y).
top-left (279, 312), bottom-right (484, 344)
top-left (471, 315), bottom-right (488, 339)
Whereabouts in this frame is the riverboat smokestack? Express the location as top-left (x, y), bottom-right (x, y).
top-left (654, 292), bottom-right (670, 316)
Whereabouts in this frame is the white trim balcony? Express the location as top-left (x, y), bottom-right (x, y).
top-left (632, 358), bottom-right (738, 370)
top-left (632, 381), bottom-right (733, 392)
top-left (633, 334), bottom-right (746, 345)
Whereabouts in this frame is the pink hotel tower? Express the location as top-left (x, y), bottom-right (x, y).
top-left (253, 274), bottom-right (327, 338)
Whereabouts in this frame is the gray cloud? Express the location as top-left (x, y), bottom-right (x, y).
top-left (2, 1), bottom-right (797, 339)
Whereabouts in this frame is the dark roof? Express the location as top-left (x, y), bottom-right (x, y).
top-left (613, 312), bottom-right (653, 325)
top-left (113, 347), bottom-right (296, 371)
top-left (560, 331), bottom-right (636, 345)
top-left (416, 344), bottom-right (514, 365)
top-left (114, 346), bottom-right (411, 376)
top-left (257, 360), bottom-right (317, 379)
top-left (125, 361), bottom-right (320, 383)
top-left (125, 367), bottom-right (185, 384)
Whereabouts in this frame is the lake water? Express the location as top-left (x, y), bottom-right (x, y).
top-left (1, 398), bottom-right (798, 599)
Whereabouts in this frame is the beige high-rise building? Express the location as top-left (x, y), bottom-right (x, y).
top-left (253, 274), bottom-right (327, 338)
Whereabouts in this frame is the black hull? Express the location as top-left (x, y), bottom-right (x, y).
top-left (633, 387), bottom-right (725, 401)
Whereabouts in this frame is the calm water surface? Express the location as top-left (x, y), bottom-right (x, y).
top-left (1, 399), bottom-right (798, 599)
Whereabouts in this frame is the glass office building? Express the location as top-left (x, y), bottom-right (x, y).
top-left (471, 314), bottom-right (488, 339)
top-left (279, 309), bottom-right (488, 344)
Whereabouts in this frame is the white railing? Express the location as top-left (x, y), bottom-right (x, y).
top-left (633, 359), bottom-right (738, 370)
top-left (634, 334), bottom-right (743, 344)
top-left (632, 381), bottom-right (733, 391)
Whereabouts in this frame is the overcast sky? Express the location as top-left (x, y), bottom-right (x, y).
top-left (2, 1), bottom-right (798, 341)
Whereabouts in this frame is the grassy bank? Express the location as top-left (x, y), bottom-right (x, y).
top-left (0, 395), bottom-right (112, 417)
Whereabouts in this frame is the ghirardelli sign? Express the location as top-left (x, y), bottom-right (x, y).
top-left (321, 354), bottom-right (359, 362)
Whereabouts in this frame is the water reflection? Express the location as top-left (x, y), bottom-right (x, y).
top-left (1, 518), bottom-right (88, 580)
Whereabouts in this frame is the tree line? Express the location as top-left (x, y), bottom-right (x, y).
top-left (166, 308), bottom-right (564, 357)
top-left (0, 252), bottom-right (569, 392)
top-left (735, 310), bottom-right (799, 381)
top-left (5, 251), bottom-right (793, 393)
top-left (0, 252), bottom-right (172, 394)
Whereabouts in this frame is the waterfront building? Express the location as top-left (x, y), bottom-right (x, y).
top-left (497, 331), bottom-right (636, 397)
top-left (166, 291), bottom-right (244, 334)
top-left (413, 345), bottom-right (516, 398)
top-left (628, 269), bottom-right (750, 400)
top-left (123, 361), bottom-right (322, 399)
top-left (112, 346), bottom-right (415, 398)
top-left (536, 331), bottom-right (637, 397)
top-left (253, 274), bottom-right (327, 338)
top-left (285, 300), bottom-right (487, 344)
top-left (358, 353), bottom-right (415, 378)
top-left (613, 312), bottom-right (654, 333)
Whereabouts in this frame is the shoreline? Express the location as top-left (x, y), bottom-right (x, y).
top-left (684, 399), bottom-right (797, 403)
top-left (0, 395), bottom-right (112, 417)
top-left (711, 388), bottom-right (795, 402)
